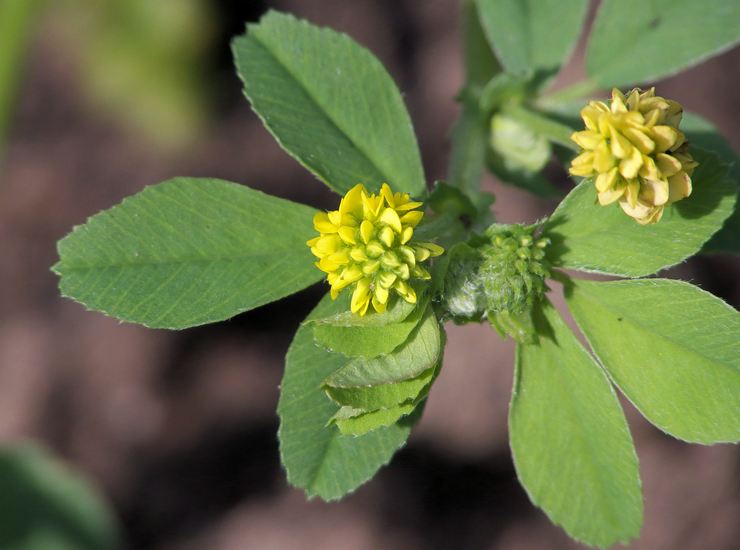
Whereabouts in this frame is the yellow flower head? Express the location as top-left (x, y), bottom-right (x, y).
top-left (307, 183), bottom-right (444, 316)
top-left (569, 88), bottom-right (699, 225)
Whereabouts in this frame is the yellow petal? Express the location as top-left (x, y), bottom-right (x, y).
top-left (618, 146), bottom-right (642, 179)
top-left (619, 199), bottom-right (652, 220)
top-left (379, 207), bottom-right (403, 233)
top-left (398, 246), bottom-right (416, 267)
top-left (362, 260), bottom-right (380, 275)
top-left (571, 130), bottom-right (602, 150)
top-left (379, 225), bottom-right (395, 247)
top-left (651, 125), bottom-right (680, 153)
top-left (638, 154), bottom-right (660, 180)
top-left (594, 142), bottom-right (616, 173)
top-left (595, 167), bottom-right (618, 192)
top-left (396, 263), bottom-right (410, 280)
top-left (622, 127), bottom-right (655, 154)
top-left (625, 179), bottom-right (640, 208)
top-left (360, 219), bottom-right (374, 244)
top-left (609, 127), bottom-right (633, 159)
top-left (598, 183), bottom-right (626, 205)
top-left (351, 278), bottom-right (371, 313)
top-left (401, 226), bottom-right (414, 244)
top-left (417, 242), bottom-right (444, 257)
top-left (365, 241), bottom-right (384, 258)
top-left (645, 179), bottom-right (670, 206)
top-left (374, 284), bottom-right (389, 305)
top-left (378, 271), bottom-right (397, 288)
top-left (349, 247), bottom-right (368, 262)
top-left (400, 210), bottom-right (424, 227)
top-left (668, 172), bottom-right (692, 203)
top-left (656, 153), bottom-right (682, 177)
top-left (313, 212), bottom-right (338, 233)
top-left (339, 184), bottom-right (365, 216)
top-left (371, 296), bottom-right (387, 314)
top-left (337, 226), bottom-right (357, 244)
top-left (381, 252), bottom-right (402, 269)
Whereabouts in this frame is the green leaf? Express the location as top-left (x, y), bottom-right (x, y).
top-left (325, 366), bottom-right (436, 411)
top-left (475, 0), bottom-right (588, 83)
top-left (511, 300), bottom-right (642, 548)
top-left (332, 402), bottom-right (419, 437)
top-left (0, 444), bottom-right (118, 550)
top-left (313, 296), bottom-right (428, 358)
top-left (232, 11), bottom-right (425, 196)
top-left (323, 306), bottom-right (441, 387)
top-left (545, 149), bottom-right (736, 276)
top-left (586, 0), bottom-right (740, 87)
top-left (310, 288), bottom-right (420, 328)
top-left (566, 278), bottom-right (740, 444)
top-left (278, 294), bottom-right (414, 501)
top-left (681, 112), bottom-right (740, 254)
top-left (54, 178), bottom-right (322, 329)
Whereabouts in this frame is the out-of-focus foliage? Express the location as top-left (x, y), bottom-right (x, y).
top-left (0, 444), bottom-right (118, 550)
top-left (54, 0), bottom-right (216, 148)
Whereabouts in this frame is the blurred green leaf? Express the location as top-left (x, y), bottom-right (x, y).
top-left (566, 278), bottom-right (740, 444)
top-left (54, 178), bottom-right (322, 329)
top-left (487, 113), bottom-right (560, 197)
top-left (448, 1), bottom-right (501, 199)
top-left (0, 444), bottom-right (117, 550)
top-left (586, 0), bottom-right (740, 87)
top-left (0, 0), bottom-right (44, 162)
top-left (545, 149), bottom-right (736, 276)
top-left (233, 11), bottom-right (425, 196)
top-left (475, 0), bottom-right (588, 85)
top-left (511, 300), bottom-right (642, 548)
top-left (60, 0), bottom-right (214, 147)
top-left (278, 294), bottom-right (414, 500)
top-left (313, 296), bottom-right (428, 358)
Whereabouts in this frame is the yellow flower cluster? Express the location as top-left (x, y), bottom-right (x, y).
top-left (569, 88), bottom-right (698, 224)
top-left (308, 183), bottom-right (443, 316)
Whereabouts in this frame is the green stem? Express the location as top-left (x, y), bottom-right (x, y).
top-left (537, 79), bottom-right (601, 106)
top-left (0, 0), bottom-right (45, 166)
top-left (500, 104), bottom-right (579, 151)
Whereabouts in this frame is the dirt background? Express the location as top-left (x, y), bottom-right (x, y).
top-left (1, 1), bottom-right (738, 549)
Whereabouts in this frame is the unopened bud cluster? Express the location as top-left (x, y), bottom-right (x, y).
top-left (442, 224), bottom-right (550, 341)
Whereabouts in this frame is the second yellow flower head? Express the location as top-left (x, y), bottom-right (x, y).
top-left (569, 88), bottom-right (698, 224)
top-left (307, 183), bottom-right (443, 316)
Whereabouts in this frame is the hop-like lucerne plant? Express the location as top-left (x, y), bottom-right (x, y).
top-left (52, 4), bottom-right (740, 549)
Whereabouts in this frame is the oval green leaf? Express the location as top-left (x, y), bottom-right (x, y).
top-left (54, 178), bottom-right (322, 329)
top-left (566, 278), bottom-right (740, 444)
top-left (232, 11), bottom-right (425, 196)
top-left (511, 300), bottom-right (643, 548)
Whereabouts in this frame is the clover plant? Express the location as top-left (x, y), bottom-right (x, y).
top-left (53, 2), bottom-right (740, 547)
